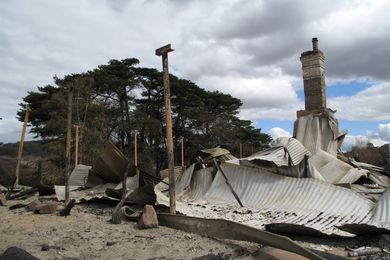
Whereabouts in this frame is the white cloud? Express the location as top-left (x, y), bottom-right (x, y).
top-left (328, 82), bottom-right (390, 121)
top-left (0, 118), bottom-right (35, 145)
top-left (341, 135), bottom-right (369, 151)
top-left (341, 123), bottom-right (390, 151)
top-left (378, 123), bottom-right (390, 141)
top-left (268, 127), bottom-right (292, 140)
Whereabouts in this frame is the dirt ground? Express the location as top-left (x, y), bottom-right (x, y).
top-left (1, 197), bottom-right (389, 260)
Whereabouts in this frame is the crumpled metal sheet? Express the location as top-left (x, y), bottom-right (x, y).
top-left (54, 183), bottom-right (117, 203)
top-left (338, 188), bottom-right (390, 234)
top-left (233, 137), bottom-right (367, 184)
top-left (294, 110), bottom-right (339, 157)
top-left (368, 171), bottom-right (390, 187)
top-left (54, 174), bottom-right (145, 204)
top-left (87, 140), bottom-right (129, 187)
top-left (243, 138), bottom-right (310, 167)
top-left (350, 159), bottom-right (386, 173)
top-left (197, 147), bottom-right (237, 162)
top-left (156, 163), bottom-right (390, 236)
top-left (233, 137), bottom-right (324, 180)
top-left (69, 164), bottom-right (91, 186)
top-left (373, 188), bottom-right (390, 225)
top-left (157, 213), bottom-right (325, 260)
top-left (309, 150), bottom-right (368, 184)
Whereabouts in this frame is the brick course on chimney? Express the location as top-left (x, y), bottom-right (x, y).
top-left (300, 38), bottom-right (327, 111)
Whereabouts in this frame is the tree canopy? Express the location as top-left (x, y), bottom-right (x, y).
top-left (18, 58), bottom-right (271, 176)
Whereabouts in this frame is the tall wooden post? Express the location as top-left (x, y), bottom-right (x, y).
top-left (65, 89), bottom-right (73, 203)
top-left (74, 124), bottom-right (79, 166)
top-left (133, 130), bottom-right (138, 168)
top-left (180, 137), bottom-right (184, 168)
top-left (15, 106), bottom-right (30, 186)
top-left (156, 44), bottom-right (176, 214)
top-left (239, 143), bottom-right (243, 159)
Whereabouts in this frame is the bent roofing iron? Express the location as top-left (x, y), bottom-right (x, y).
top-left (156, 162), bottom-right (390, 236)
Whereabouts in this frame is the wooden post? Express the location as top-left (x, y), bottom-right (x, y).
top-left (74, 124), bottom-right (79, 166)
top-left (239, 143), bottom-right (243, 159)
top-left (180, 136), bottom-right (184, 168)
top-left (15, 106), bottom-right (30, 186)
top-left (65, 89), bottom-right (73, 204)
top-left (156, 43), bottom-right (176, 214)
top-left (133, 130), bottom-right (138, 167)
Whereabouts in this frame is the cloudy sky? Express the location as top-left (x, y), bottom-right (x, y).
top-left (0, 0), bottom-right (389, 150)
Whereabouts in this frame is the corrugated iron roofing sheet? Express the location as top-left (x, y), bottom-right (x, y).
top-left (54, 183), bottom-right (117, 203)
top-left (294, 111), bottom-right (338, 156)
top-left (244, 137), bottom-right (310, 167)
top-left (69, 164), bottom-right (91, 186)
top-left (309, 150), bottom-right (368, 184)
top-left (156, 163), bottom-right (390, 236)
top-left (87, 140), bottom-right (129, 187)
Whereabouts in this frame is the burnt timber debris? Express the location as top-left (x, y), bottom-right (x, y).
top-left (2, 38), bottom-right (390, 259)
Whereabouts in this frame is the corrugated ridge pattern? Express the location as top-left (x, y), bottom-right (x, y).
top-left (202, 163), bottom-right (373, 235)
top-left (374, 188), bottom-right (390, 224)
top-left (182, 168), bottom-right (213, 201)
top-left (69, 164), bottom-right (91, 186)
top-left (284, 138), bottom-right (310, 166)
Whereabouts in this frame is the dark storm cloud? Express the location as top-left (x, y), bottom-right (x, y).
top-left (216, 0), bottom-right (307, 40)
top-left (326, 36), bottom-right (390, 81)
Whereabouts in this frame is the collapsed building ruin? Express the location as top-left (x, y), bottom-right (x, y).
top-left (51, 38), bottom-right (390, 238)
top-left (154, 38), bottom-right (390, 237)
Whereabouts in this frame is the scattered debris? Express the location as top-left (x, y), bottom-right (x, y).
top-left (346, 246), bottom-right (382, 257)
top-left (106, 241), bottom-right (117, 246)
top-left (1, 246), bottom-right (40, 260)
top-left (40, 244), bottom-right (64, 251)
top-left (157, 213), bottom-right (324, 260)
top-left (121, 206), bottom-right (141, 221)
top-left (34, 202), bottom-right (57, 214)
top-left (26, 200), bottom-right (42, 212)
top-left (9, 203), bottom-right (26, 210)
top-left (112, 162), bottom-right (132, 224)
top-left (138, 205), bottom-right (159, 229)
top-left (87, 140), bottom-right (130, 187)
top-left (7, 187), bottom-right (38, 200)
top-left (59, 199), bottom-right (75, 216)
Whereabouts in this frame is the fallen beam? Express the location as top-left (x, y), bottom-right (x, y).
top-left (157, 213), bottom-right (325, 260)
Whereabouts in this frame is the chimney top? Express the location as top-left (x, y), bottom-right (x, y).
top-left (312, 37), bottom-right (318, 51)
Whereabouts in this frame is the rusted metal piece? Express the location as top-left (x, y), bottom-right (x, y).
top-left (15, 106), bottom-right (30, 186)
top-left (213, 158), bottom-right (244, 207)
top-left (156, 43), bottom-right (175, 214)
top-left (157, 213), bottom-right (325, 260)
top-left (87, 140), bottom-right (129, 186)
top-left (65, 90), bottom-right (73, 203)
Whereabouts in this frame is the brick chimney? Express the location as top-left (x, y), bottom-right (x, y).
top-left (300, 37), bottom-right (326, 111)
